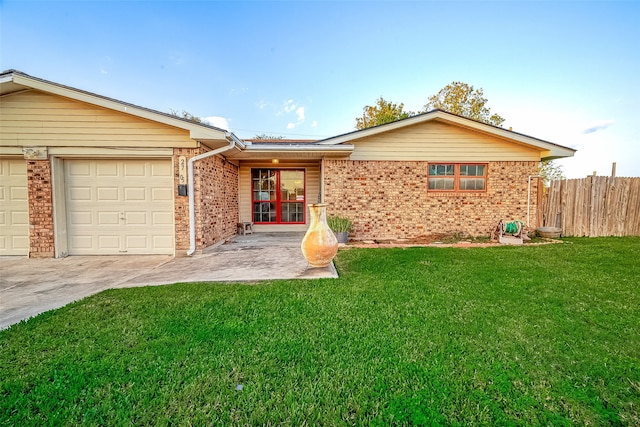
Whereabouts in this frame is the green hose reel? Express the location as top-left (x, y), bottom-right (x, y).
top-left (497, 219), bottom-right (525, 244)
top-left (503, 220), bottom-right (524, 235)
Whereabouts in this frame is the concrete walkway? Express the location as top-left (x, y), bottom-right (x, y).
top-left (0, 233), bottom-right (337, 329)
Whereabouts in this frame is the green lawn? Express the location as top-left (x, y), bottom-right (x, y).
top-left (1, 238), bottom-right (639, 426)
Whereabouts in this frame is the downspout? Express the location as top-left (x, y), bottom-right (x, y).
top-left (527, 175), bottom-right (542, 228)
top-left (187, 133), bottom-right (239, 256)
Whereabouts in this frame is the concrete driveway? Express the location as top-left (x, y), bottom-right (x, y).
top-left (0, 233), bottom-right (337, 329)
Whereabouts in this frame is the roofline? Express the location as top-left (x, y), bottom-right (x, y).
top-left (245, 143), bottom-right (354, 152)
top-left (317, 109), bottom-right (576, 159)
top-left (0, 69), bottom-right (244, 148)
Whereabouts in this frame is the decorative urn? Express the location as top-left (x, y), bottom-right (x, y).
top-left (301, 204), bottom-right (339, 268)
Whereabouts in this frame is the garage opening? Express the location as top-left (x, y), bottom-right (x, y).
top-left (64, 159), bottom-right (174, 255)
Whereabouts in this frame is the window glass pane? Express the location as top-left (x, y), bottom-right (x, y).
top-left (460, 178), bottom-right (485, 190)
top-left (460, 164), bottom-right (485, 177)
top-left (430, 164), bottom-right (454, 176)
top-left (428, 177), bottom-right (454, 190)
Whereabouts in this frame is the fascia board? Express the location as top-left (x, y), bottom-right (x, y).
top-left (245, 144), bottom-right (354, 153)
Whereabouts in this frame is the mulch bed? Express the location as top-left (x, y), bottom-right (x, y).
top-left (343, 233), bottom-right (562, 248)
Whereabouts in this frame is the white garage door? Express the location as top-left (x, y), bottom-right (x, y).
top-left (0, 159), bottom-right (29, 256)
top-left (65, 159), bottom-right (174, 255)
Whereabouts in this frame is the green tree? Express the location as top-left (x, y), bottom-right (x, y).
top-left (169, 109), bottom-right (203, 124)
top-left (424, 82), bottom-right (563, 179)
top-left (355, 97), bottom-right (415, 130)
top-left (539, 159), bottom-right (565, 186)
top-left (423, 81), bottom-right (505, 127)
top-left (253, 134), bottom-right (285, 140)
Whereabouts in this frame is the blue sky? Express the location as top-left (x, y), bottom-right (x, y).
top-left (2, 0), bottom-right (639, 178)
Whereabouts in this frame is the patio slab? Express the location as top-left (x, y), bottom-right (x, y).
top-left (0, 232), bottom-right (337, 329)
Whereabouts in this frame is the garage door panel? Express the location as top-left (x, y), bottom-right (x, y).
top-left (67, 162), bottom-right (91, 176)
top-left (97, 187), bottom-right (119, 201)
top-left (124, 187), bottom-right (146, 201)
top-left (124, 162), bottom-right (146, 176)
top-left (69, 211), bottom-right (93, 225)
top-left (98, 235), bottom-right (121, 250)
top-left (97, 162), bottom-right (118, 176)
top-left (152, 188), bottom-right (172, 200)
top-left (70, 235), bottom-right (93, 249)
top-left (12, 211), bottom-right (29, 225)
top-left (126, 235), bottom-right (148, 249)
top-left (153, 235), bottom-right (173, 249)
top-left (11, 186), bottom-right (28, 200)
top-left (0, 159), bottom-right (29, 255)
top-left (151, 162), bottom-right (172, 176)
top-left (126, 211), bottom-right (147, 225)
top-left (69, 187), bottom-right (92, 201)
top-left (153, 211), bottom-right (173, 225)
top-left (66, 159), bottom-right (174, 255)
top-left (98, 211), bottom-right (120, 225)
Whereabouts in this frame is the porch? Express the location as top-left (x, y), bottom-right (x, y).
top-left (0, 232), bottom-right (337, 329)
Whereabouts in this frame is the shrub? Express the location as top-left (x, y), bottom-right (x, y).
top-left (327, 215), bottom-right (353, 232)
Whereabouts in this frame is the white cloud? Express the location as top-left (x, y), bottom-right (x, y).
top-left (256, 99), bottom-right (268, 110)
top-left (169, 52), bottom-right (186, 66)
top-left (287, 122), bottom-right (296, 129)
top-left (312, 120), bottom-right (318, 127)
top-left (582, 120), bottom-right (615, 134)
top-left (284, 99), bottom-right (296, 113)
top-left (296, 107), bottom-right (305, 121)
top-left (204, 116), bottom-right (229, 130)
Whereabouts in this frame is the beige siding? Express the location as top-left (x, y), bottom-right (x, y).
top-left (0, 90), bottom-right (197, 148)
top-left (239, 160), bottom-right (320, 232)
top-left (349, 120), bottom-right (541, 161)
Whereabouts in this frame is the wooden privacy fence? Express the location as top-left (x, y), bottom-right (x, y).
top-left (542, 176), bottom-right (640, 237)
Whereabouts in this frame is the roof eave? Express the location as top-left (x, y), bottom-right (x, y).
top-left (245, 144), bottom-right (354, 152)
top-left (2, 70), bottom-right (238, 145)
top-left (317, 110), bottom-right (576, 159)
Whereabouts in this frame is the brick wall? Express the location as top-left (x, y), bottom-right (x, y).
top-left (323, 160), bottom-right (539, 239)
top-left (196, 155), bottom-right (239, 248)
top-left (27, 159), bottom-right (55, 257)
top-left (173, 148), bottom-right (201, 251)
top-left (173, 148), bottom-right (239, 253)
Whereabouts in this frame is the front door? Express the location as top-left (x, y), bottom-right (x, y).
top-left (251, 169), bottom-right (305, 224)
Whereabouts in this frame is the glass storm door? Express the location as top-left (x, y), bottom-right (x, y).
top-left (252, 169), bottom-right (305, 224)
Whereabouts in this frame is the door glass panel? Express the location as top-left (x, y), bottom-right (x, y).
top-left (280, 170), bottom-right (304, 201)
top-left (253, 201), bottom-right (277, 223)
top-left (281, 202), bottom-right (304, 222)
